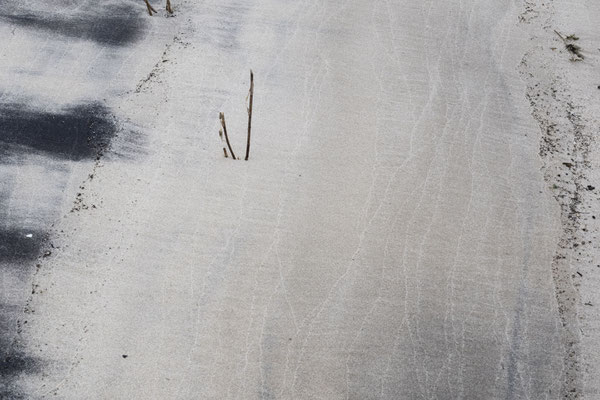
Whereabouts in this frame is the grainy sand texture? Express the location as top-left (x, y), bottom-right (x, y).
top-left (1, 0), bottom-right (599, 399)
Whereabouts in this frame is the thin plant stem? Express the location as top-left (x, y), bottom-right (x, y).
top-left (219, 129), bottom-right (229, 158)
top-left (144, 0), bottom-right (157, 15)
top-left (245, 70), bottom-right (254, 161)
top-left (219, 112), bottom-right (236, 160)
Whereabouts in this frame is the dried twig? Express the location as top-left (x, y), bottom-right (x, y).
top-left (219, 129), bottom-right (229, 158)
top-left (144, 0), bottom-right (157, 15)
top-left (245, 70), bottom-right (254, 161)
top-left (553, 30), bottom-right (566, 41)
top-left (166, 0), bottom-right (173, 14)
top-left (566, 43), bottom-right (584, 60)
top-left (554, 30), bottom-right (584, 60)
top-left (219, 112), bottom-right (236, 160)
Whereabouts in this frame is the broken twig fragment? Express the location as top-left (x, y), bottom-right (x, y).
top-left (166, 0), bottom-right (173, 14)
top-left (219, 129), bottom-right (229, 158)
top-left (554, 30), bottom-right (584, 60)
top-left (245, 70), bottom-right (254, 161)
top-left (219, 112), bottom-right (236, 160)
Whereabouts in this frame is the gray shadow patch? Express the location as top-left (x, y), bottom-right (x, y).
top-left (0, 102), bottom-right (118, 161)
top-left (0, 308), bottom-right (42, 399)
top-left (0, 228), bottom-right (46, 264)
top-left (0, 2), bottom-right (145, 47)
top-left (0, 348), bottom-right (40, 379)
top-left (0, 389), bottom-right (26, 400)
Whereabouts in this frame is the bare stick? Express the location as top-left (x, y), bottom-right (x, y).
top-left (219, 112), bottom-right (236, 160)
top-left (144, 0), bottom-right (157, 15)
top-left (553, 30), bottom-right (565, 41)
top-left (166, 0), bottom-right (173, 14)
top-left (245, 70), bottom-right (254, 161)
top-left (219, 129), bottom-right (229, 158)
top-left (554, 29), bottom-right (584, 60)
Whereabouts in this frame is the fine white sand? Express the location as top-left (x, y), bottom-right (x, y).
top-left (2, 0), bottom-right (599, 398)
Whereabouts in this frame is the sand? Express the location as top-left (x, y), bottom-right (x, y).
top-left (1, 0), bottom-right (599, 398)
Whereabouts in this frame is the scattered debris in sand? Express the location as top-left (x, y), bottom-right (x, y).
top-left (554, 30), bottom-right (585, 61)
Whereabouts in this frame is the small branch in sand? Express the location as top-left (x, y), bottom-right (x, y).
top-left (144, 0), bottom-right (157, 15)
top-left (554, 30), bottom-right (584, 60)
top-left (219, 129), bottom-right (229, 158)
top-left (553, 30), bottom-right (565, 41)
top-left (245, 70), bottom-right (254, 161)
top-left (219, 112), bottom-right (236, 160)
top-left (166, 0), bottom-right (173, 14)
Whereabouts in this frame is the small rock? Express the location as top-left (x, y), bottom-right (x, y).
top-left (122, 355), bottom-right (128, 359)
top-left (586, 185), bottom-right (595, 191)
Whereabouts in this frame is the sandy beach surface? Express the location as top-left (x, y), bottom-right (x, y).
top-left (1, 0), bottom-right (599, 398)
